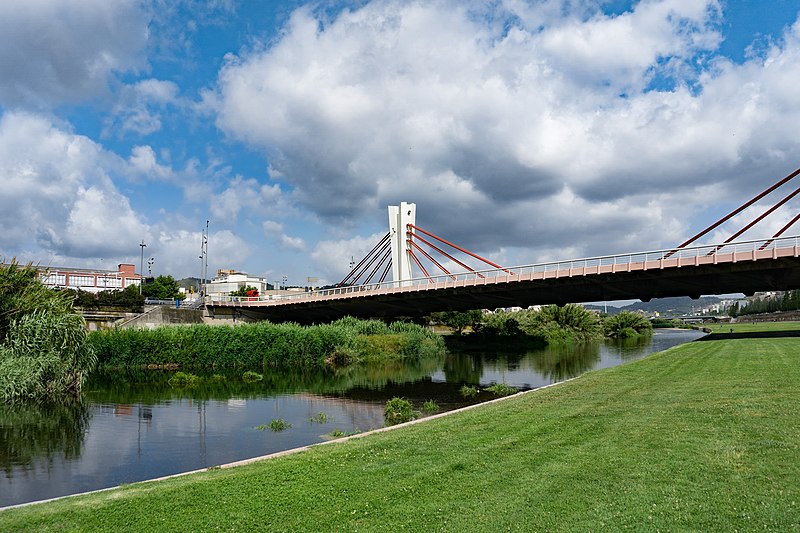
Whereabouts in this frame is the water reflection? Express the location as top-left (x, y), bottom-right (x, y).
top-left (0, 401), bottom-right (91, 474)
top-left (0, 329), bottom-right (705, 508)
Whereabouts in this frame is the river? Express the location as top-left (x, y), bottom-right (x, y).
top-left (0, 329), bottom-right (705, 508)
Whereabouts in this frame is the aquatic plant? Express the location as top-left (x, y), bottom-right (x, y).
top-left (268, 419), bottom-right (291, 431)
top-left (242, 371), bottom-right (263, 382)
top-left (309, 412), bottom-right (329, 424)
top-left (460, 385), bottom-right (479, 398)
top-left (422, 399), bottom-right (439, 414)
top-left (384, 397), bottom-right (415, 425)
top-left (168, 371), bottom-right (200, 387)
top-left (484, 383), bottom-right (517, 397)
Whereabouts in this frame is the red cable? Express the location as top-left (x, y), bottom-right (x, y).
top-left (759, 211), bottom-right (800, 250)
top-left (709, 184), bottom-right (800, 255)
top-left (667, 166), bottom-right (800, 257)
top-left (409, 224), bottom-right (512, 273)
top-left (409, 231), bottom-right (484, 278)
top-left (408, 250), bottom-right (431, 280)
top-left (408, 239), bottom-right (456, 280)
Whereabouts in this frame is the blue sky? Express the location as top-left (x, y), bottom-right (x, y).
top-left (2, 0), bottom-right (800, 288)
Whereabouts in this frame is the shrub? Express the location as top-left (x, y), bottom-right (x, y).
top-left (603, 311), bottom-right (653, 338)
top-left (384, 397), bottom-right (415, 425)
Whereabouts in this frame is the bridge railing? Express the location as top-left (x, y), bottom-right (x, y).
top-left (206, 235), bottom-right (800, 305)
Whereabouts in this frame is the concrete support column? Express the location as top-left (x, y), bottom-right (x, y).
top-left (388, 202), bottom-right (416, 286)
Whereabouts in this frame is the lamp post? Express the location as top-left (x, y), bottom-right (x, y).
top-left (139, 240), bottom-right (147, 295)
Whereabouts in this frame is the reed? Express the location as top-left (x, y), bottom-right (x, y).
top-left (87, 318), bottom-right (445, 370)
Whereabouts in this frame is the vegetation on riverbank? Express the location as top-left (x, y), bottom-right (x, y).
top-left (438, 304), bottom-right (652, 344)
top-left (2, 327), bottom-right (797, 530)
top-left (0, 261), bottom-right (96, 402)
top-left (87, 316), bottom-right (445, 369)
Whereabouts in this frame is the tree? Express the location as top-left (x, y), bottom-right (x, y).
top-left (432, 309), bottom-right (483, 334)
top-left (230, 285), bottom-right (258, 297)
top-left (142, 275), bottom-right (184, 300)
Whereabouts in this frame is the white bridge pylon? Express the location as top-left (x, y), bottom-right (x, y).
top-left (388, 202), bottom-right (416, 286)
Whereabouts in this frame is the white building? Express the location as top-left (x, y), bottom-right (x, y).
top-left (204, 269), bottom-right (271, 297)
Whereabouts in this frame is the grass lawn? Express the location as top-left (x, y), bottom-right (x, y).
top-left (2, 330), bottom-right (799, 530)
top-left (705, 320), bottom-right (800, 334)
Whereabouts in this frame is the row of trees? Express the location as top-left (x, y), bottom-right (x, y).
top-left (65, 275), bottom-right (185, 312)
top-left (728, 290), bottom-right (800, 317)
top-left (431, 305), bottom-right (653, 342)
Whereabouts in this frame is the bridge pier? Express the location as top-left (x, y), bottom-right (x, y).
top-left (388, 202), bottom-right (416, 287)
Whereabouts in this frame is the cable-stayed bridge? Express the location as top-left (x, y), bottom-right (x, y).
top-left (206, 168), bottom-right (800, 323)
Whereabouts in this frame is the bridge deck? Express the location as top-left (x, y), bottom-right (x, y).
top-left (206, 237), bottom-right (800, 323)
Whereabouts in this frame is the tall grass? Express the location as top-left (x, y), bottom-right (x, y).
top-left (1, 261), bottom-right (96, 402)
top-left (87, 318), bottom-right (445, 369)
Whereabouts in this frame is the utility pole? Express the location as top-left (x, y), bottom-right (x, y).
top-left (199, 220), bottom-right (209, 296)
top-left (139, 240), bottom-right (146, 295)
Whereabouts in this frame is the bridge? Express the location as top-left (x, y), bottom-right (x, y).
top-left (206, 168), bottom-right (800, 324)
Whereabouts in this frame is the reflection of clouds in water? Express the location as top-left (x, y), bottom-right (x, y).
top-left (1, 393), bottom-right (386, 508)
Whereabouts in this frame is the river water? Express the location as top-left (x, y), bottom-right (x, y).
top-left (0, 329), bottom-right (705, 508)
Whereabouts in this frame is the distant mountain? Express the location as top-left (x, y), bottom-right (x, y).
top-left (585, 296), bottom-right (725, 317)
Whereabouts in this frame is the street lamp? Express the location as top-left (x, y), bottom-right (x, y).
top-left (139, 240), bottom-right (146, 295)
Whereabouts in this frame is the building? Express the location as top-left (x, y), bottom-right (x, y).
top-left (204, 269), bottom-right (271, 297)
top-left (39, 263), bottom-right (141, 293)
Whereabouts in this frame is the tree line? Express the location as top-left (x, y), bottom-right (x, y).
top-left (728, 290), bottom-right (800, 317)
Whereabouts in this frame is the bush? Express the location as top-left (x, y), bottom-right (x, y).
top-left (603, 311), bottom-right (653, 338)
top-left (384, 397), bottom-right (415, 425)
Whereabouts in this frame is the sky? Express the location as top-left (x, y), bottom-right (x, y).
top-left (2, 0), bottom-right (800, 289)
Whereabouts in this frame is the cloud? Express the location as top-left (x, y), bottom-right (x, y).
top-left (311, 232), bottom-right (389, 284)
top-left (104, 79), bottom-right (182, 137)
top-left (0, 111), bottom-right (150, 259)
top-left (0, 0), bottom-right (150, 108)
top-left (128, 145), bottom-right (175, 181)
top-left (263, 220), bottom-right (307, 252)
top-left (211, 176), bottom-right (283, 222)
top-left (212, 0), bottom-right (800, 264)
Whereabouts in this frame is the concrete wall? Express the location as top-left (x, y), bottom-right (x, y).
top-left (119, 305), bottom-right (205, 329)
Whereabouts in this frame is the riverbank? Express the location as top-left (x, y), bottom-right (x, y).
top-left (2, 328), bottom-right (798, 530)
